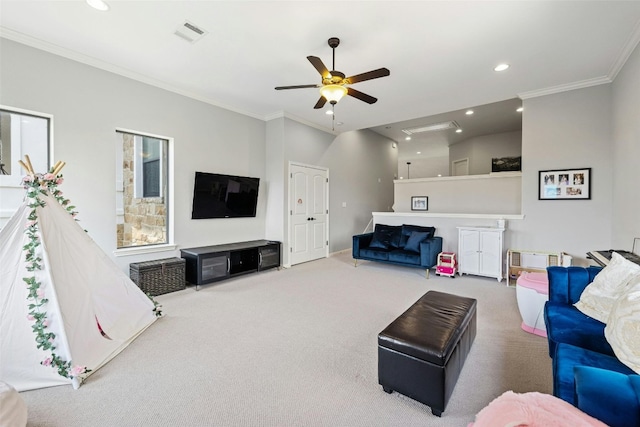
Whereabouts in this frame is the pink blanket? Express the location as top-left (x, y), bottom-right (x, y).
top-left (468, 391), bottom-right (607, 427)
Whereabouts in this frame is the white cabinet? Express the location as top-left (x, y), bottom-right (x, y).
top-left (457, 227), bottom-right (504, 281)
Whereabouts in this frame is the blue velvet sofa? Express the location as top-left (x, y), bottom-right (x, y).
top-left (544, 266), bottom-right (640, 426)
top-left (352, 223), bottom-right (442, 278)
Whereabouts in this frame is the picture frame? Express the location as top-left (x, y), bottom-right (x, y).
top-left (411, 196), bottom-right (428, 211)
top-left (539, 168), bottom-right (591, 200)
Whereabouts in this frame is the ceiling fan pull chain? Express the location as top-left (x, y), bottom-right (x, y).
top-left (332, 104), bottom-right (335, 131)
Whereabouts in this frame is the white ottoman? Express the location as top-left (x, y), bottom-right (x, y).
top-left (0, 381), bottom-right (27, 427)
top-left (516, 272), bottom-right (549, 337)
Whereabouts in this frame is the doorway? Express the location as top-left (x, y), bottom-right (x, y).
top-left (289, 163), bottom-right (329, 266)
top-left (452, 158), bottom-right (469, 176)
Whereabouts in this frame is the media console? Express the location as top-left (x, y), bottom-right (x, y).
top-left (181, 240), bottom-right (280, 289)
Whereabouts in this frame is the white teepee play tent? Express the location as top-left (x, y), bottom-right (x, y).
top-left (0, 159), bottom-right (159, 391)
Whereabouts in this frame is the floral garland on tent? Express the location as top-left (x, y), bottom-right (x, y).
top-left (20, 157), bottom-right (162, 381)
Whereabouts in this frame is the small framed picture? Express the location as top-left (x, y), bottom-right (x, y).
top-left (411, 196), bottom-right (428, 211)
top-left (539, 168), bottom-right (591, 200)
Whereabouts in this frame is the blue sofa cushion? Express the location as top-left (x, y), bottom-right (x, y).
top-left (369, 232), bottom-right (390, 249)
top-left (544, 301), bottom-right (614, 358)
top-left (399, 224), bottom-right (435, 248)
top-left (574, 366), bottom-right (640, 427)
top-left (388, 249), bottom-right (421, 265)
top-left (404, 231), bottom-right (430, 253)
top-left (359, 248), bottom-right (390, 261)
top-left (553, 343), bottom-right (634, 405)
top-left (370, 224), bottom-right (402, 249)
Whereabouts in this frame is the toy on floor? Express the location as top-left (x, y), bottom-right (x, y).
top-left (436, 252), bottom-right (457, 278)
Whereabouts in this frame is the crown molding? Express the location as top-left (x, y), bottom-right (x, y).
top-left (608, 16), bottom-right (640, 80)
top-left (0, 27), bottom-right (264, 121)
top-left (518, 19), bottom-right (640, 100)
top-left (264, 110), bottom-right (337, 135)
top-left (518, 76), bottom-right (612, 100)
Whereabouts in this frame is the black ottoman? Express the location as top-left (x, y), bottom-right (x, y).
top-left (378, 290), bottom-right (477, 416)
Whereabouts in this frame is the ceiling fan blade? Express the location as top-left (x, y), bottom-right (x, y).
top-left (307, 56), bottom-right (331, 79)
top-left (313, 97), bottom-right (327, 109)
top-left (347, 87), bottom-right (378, 104)
top-left (345, 68), bottom-right (390, 84)
top-left (275, 84), bottom-right (320, 90)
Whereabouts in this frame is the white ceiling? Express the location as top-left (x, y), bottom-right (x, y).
top-left (1, 1), bottom-right (640, 139)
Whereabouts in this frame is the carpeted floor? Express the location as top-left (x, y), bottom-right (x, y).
top-left (20, 252), bottom-right (552, 426)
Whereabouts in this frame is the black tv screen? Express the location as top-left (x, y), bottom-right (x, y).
top-left (191, 172), bottom-right (260, 219)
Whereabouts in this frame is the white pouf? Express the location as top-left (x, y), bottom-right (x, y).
top-left (516, 272), bottom-right (549, 337)
top-left (0, 381), bottom-right (27, 427)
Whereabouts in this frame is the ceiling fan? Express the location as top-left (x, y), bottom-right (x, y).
top-left (275, 37), bottom-right (390, 109)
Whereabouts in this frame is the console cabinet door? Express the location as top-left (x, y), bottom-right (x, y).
top-left (258, 244), bottom-right (280, 271)
top-left (478, 231), bottom-right (501, 278)
top-left (200, 252), bottom-right (230, 284)
top-left (458, 229), bottom-right (480, 274)
top-left (458, 227), bottom-right (503, 281)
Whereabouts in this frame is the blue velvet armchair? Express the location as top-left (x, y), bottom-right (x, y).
top-left (544, 266), bottom-right (640, 426)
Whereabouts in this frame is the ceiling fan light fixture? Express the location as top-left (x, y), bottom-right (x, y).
top-left (320, 84), bottom-right (348, 104)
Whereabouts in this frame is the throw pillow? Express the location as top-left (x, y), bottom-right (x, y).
top-left (574, 252), bottom-right (640, 323)
top-left (399, 225), bottom-right (435, 248)
top-left (404, 231), bottom-right (429, 253)
top-left (369, 230), bottom-right (390, 250)
top-left (604, 274), bottom-right (640, 374)
top-left (375, 224), bottom-right (402, 248)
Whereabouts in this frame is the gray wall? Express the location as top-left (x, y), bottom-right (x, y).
top-left (265, 118), bottom-right (397, 265)
top-left (0, 38), bottom-right (262, 271)
top-left (2, 36), bottom-right (637, 272)
top-left (1, 38), bottom-right (397, 271)
top-left (449, 130), bottom-right (522, 175)
top-left (321, 129), bottom-right (397, 250)
top-left (512, 84), bottom-right (613, 264)
top-left (399, 155), bottom-right (449, 179)
top-left (611, 43), bottom-right (640, 250)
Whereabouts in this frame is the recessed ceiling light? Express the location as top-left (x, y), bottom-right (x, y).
top-left (325, 110), bottom-right (333, 115)
top-left (456, 129), bottom-right (462, 133)
top-left (437, 174), bottom-right (442, 177)
top-left (405, 136), bottom-right (411, 141)
top-left (465, 110), bottom-right (474, 115)
top-left (86, 0), bottom-right (110, 11)
top-left (494, 63), bottom-right (510, 72)
top-left (517, 107), bottom-right (524, 112)
top-left (399, 177), bottom-right (404, 180)
top-left (417, 151), bottom-right (421, 154)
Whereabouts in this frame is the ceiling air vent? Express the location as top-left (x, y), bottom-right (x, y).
top-left (402, 121), bottom-right (460, 135)
top-left (174, 21), bottom-right (208, 43)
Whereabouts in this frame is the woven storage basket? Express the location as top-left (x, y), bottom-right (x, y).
top-left (130, 257), bottom-right (186, 296)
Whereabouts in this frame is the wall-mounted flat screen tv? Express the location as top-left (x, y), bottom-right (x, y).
top-left (191, 171), bottom-right (260, 219)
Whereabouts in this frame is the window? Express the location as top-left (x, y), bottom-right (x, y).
top-left (134, 136), bottom-right (163, 198)
top-left (116, 130), bottom-right (169, 249)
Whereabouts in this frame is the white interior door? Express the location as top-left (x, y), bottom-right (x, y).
top-left (452, 158), bottom-right (469, 176)
top-left (289, 164), bottom-right (328, 266)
